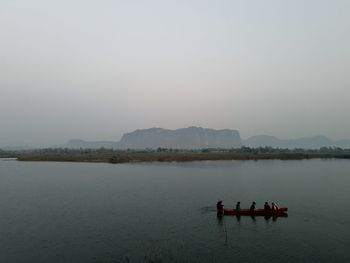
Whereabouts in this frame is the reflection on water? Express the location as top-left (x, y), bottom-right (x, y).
top-left (0, 159), bottom-right (350, 262)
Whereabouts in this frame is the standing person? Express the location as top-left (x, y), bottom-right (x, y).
top-left (250, 201), bottom-right (256, 211)
top-left (235, 201), bottom-right (241, 212)
top-left (264, 202), bottom-right (271, 211)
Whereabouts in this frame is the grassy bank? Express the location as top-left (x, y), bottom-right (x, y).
top-left (15, 147), bottom-right (350, 164)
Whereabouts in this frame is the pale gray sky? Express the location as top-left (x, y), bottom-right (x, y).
top-left (1, 0), bottom-right (349, 146)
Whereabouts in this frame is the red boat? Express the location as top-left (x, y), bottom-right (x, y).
top-left (219, 207), bottom-right (288, 217)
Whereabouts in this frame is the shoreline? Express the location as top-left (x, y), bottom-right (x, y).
top-left (16, 152), bottom-right (350, 164)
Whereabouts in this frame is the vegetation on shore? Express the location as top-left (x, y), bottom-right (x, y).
top-left (0, 149), bottom-right (18, 158)
top-left (1, 146), bottom-right (349, 164)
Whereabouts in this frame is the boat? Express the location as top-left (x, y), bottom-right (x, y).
top-left (218, 207), bottom-right (288, 217)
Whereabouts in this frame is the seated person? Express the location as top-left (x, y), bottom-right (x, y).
top-left (250, 201), bottom-right (256, 211)
top-left (264, 202), bottom-right (271, 210)
top-left (271, 202), bottom-right (279, 211)
top-left (235, 201), bottom-right (241, 212)
top-left (216, 200), bottom-right (224, 211)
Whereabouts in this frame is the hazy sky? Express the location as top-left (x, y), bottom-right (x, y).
top-left (1, 0), bottom-right (350, 146)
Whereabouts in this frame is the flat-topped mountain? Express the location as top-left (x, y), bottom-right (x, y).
top-left (118, 127), bottom-right (242, 149)
top-left (59, 127), bottom-right (242, 149)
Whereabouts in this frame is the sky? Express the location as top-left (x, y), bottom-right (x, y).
top-left (1, 0), bottom-right (350, 146)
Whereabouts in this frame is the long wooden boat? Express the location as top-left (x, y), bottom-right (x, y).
top-left (219, 207), bottom-right (288, 217)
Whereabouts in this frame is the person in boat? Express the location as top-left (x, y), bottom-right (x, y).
top-left (217, 200), bottom-right (224, 211)
top-left (235, 201), bottom-right (241, 212)
top-left (250, 201), bottom-right (256, 211)
top-left (271, 202), bottom-right (279, 211)
top-left (264, 202), bottom-right (271, 211)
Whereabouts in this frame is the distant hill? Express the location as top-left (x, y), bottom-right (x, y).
top-left (335, 139), bottom-right (350, 148)
top-left (59, 139), bottom-right (118, 149)
top-left (117, 127), bottom-right (242, 149)
top-left (243, 135), bottom-right (350, 149)
top-left (0, 146), bottom-right (35, 151)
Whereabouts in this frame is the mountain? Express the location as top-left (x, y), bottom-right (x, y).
top-left (242, 135), bottom-right (282, 148)
top-left (334, 139), bottom-right (350, 149)
top-left (117, 127), bottom-right (242, 149)
top-left (0, 146), bottom-right (35, 151)
top-left (59, 139), bottom-right (118, 149)
top-left (243, 135), bottom-right (349, 149)
top-left (56, 128), bottom-right (350, 150)
top-left (58, 127), bottom-right (242, 149)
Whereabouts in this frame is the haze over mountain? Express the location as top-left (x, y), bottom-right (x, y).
top-left (1, 1), bottom-right (350, 147)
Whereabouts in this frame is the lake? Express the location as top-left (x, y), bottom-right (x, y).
top-left (0, 159), bottom-right (349, 263)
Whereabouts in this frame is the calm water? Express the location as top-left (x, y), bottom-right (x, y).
top-left (0, 159), bottom-right (349, 263)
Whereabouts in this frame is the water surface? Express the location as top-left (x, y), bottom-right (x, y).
top-left (0, 159), bottom-right (349, 262)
